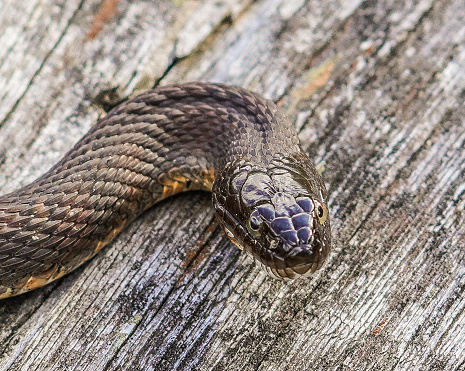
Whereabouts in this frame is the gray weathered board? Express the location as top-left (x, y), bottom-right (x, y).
top-left (0, 0), bottom-right (464, 370)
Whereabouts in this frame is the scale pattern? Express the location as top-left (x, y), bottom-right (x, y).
top-left (0, 83), bottom-right (329, 298)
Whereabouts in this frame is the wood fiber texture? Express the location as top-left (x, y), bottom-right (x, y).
top-left (0, 0), bottom-right (464, 370)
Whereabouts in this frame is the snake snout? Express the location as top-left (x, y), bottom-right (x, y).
top-left (284, 243), bottom-right (326, 276)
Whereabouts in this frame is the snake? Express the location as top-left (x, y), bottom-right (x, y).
top-left (0, 83), bottom-right (331, 299)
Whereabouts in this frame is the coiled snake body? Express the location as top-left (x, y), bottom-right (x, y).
top-left (0, 83), bottom-right (331, 298)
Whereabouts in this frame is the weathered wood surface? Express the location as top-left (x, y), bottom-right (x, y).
top-left (0, 0), bottom-right (464, 369)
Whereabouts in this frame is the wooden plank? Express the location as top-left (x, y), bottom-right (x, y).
top-left (0, 0), bottom-right (464, 369)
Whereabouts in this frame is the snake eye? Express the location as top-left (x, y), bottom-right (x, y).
top-left (249, 214), bottom-right (261, 231)
top-left (315, 202), bottom-right (328, 224)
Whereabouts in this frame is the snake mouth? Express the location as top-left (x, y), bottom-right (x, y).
top-left (285, 244), bottom-right (326, 276)
top-left (253, 242), bottom-right (327, 280)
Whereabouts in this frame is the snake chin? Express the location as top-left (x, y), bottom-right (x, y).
top-left (254, 257), bottom-right (321, 280)
top-left (261, 241), bottom-right (329, 280)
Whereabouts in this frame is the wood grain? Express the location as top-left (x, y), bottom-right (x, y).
top-left (0, 0), bottom-right (464, 369)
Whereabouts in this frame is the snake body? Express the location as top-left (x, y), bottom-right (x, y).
top-left (0, 83), bottom-right (331, 298)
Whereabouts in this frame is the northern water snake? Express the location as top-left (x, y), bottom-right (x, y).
top-left (0, 83), bottom-right (331, 298)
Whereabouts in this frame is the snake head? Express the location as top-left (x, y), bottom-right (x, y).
top-left (213, 153), bottom-right (331, 279)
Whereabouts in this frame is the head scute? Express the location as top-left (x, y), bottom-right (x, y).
top-left (213, 153), bottom-right (331, 279)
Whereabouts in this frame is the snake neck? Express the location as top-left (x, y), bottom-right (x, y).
top-left (39, 83), bottom-right (301, 199)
